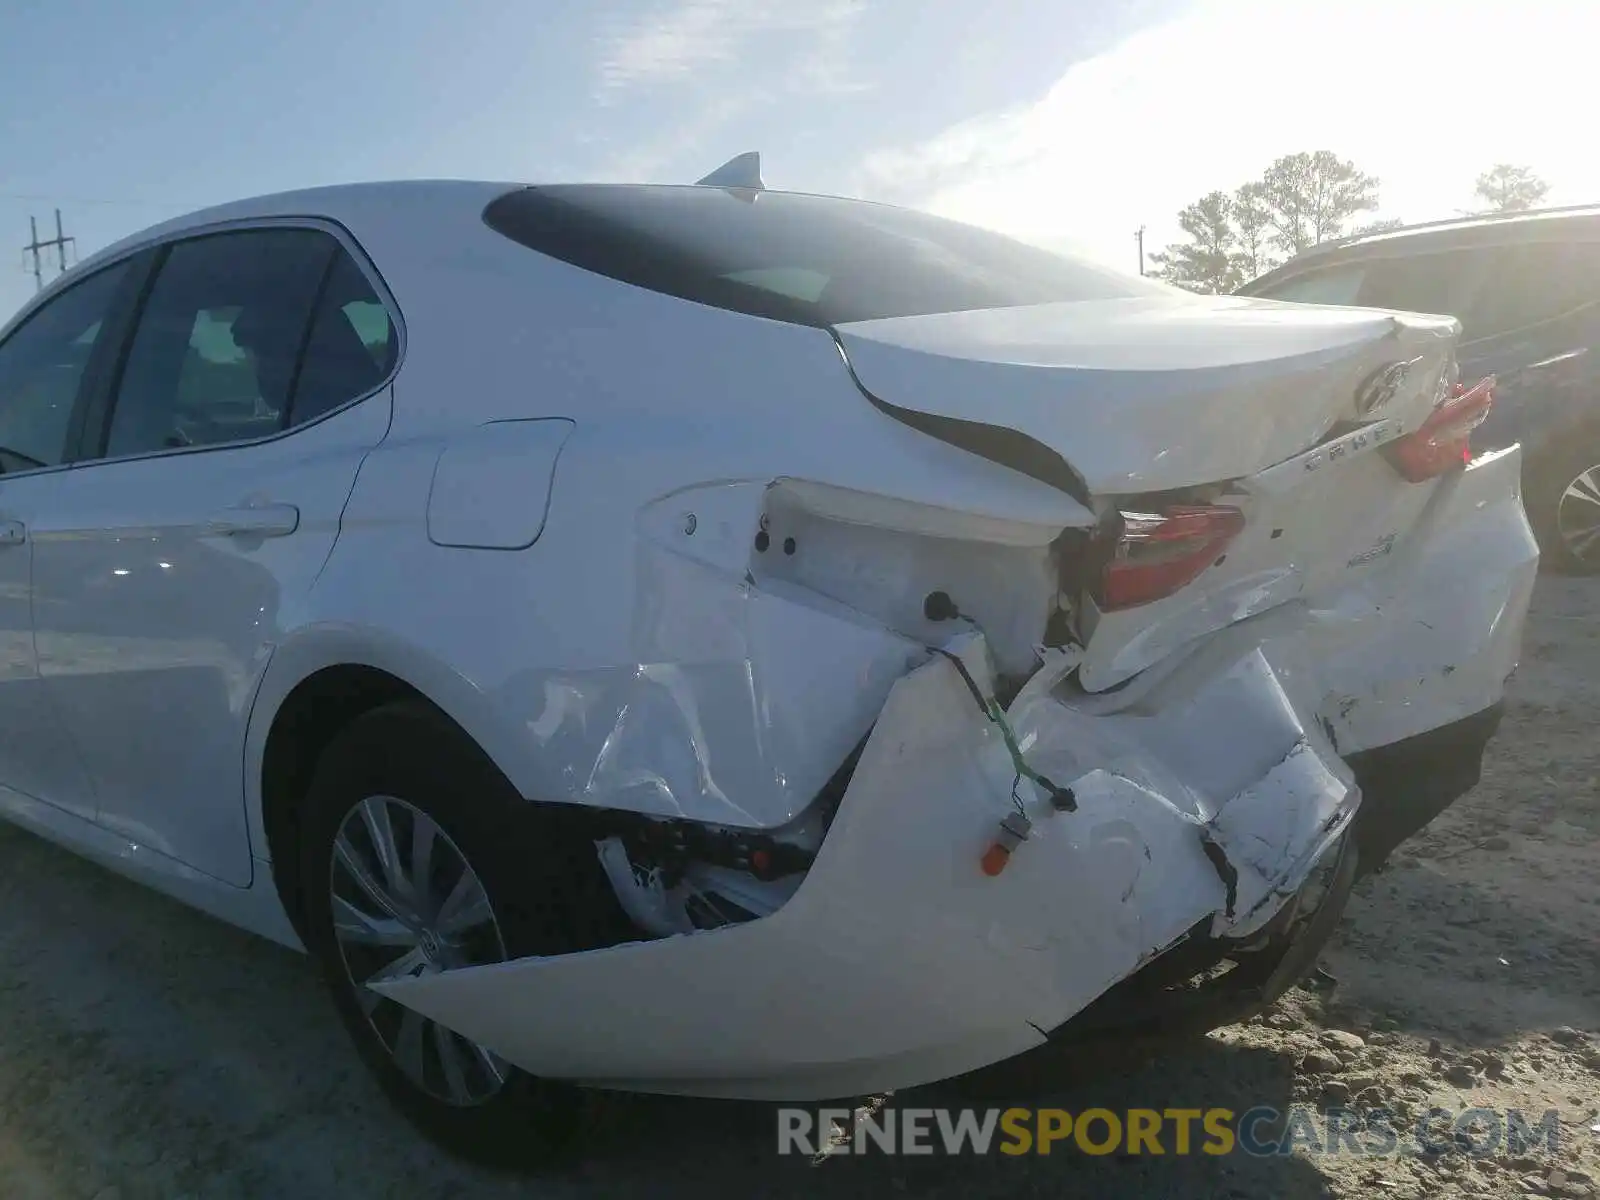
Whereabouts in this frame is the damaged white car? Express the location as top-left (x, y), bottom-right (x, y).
top-left (0, 156), bottom-right (1535, 1162)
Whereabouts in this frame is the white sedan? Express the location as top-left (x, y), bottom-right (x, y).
top-left (0, 156), bottom-right (1536, 1163)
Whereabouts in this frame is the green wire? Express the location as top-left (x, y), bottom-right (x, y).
top-left (932, 646), bottom-right (1077, 814)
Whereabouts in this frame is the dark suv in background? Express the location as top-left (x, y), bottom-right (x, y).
top-left (1238, 206), bottom-right (1600, 571)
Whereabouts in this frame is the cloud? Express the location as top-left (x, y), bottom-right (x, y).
top-left (851, 0), bottom-right (1600, 272)
top-left (593, 91), bottom-right (756, 183)
top-left (595, 0), bottom-right (866, 99)
top-left (592, 0), bottom-right (869, 181)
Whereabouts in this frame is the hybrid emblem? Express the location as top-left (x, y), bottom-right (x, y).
top-left (1355, 357), bottom-right (1422, 417)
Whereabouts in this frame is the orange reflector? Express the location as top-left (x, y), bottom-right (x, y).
top-left (980, 843), bottom-right (1012, 876)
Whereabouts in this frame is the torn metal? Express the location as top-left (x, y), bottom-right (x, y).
top-left (372, 627), bottom-right (1361, 1098)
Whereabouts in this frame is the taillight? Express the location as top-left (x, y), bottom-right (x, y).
top-left (1385, 375), bottom-right (1494, 483)
top-left (1097, 504), bottom-right (1245, 611)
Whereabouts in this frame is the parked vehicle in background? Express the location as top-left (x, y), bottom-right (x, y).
top-left (0, 162), bottom-right (1536, 1163)
top-left (1237, 205), bottom-right (1600, 572)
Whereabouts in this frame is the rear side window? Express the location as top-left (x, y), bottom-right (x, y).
top-left (99, 228), bottom-right (395, 461)
top-left (289, 251), bottom-right (396, 425)
top-left (106, 229), bottom-right (335, 457)
top-left (483, 184), bottom-right (1173, 327)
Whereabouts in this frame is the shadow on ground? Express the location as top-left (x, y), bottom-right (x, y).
top-left (584, 1039), bottom-right (1332, 1199)
top-left (0, 821), bottom-right (1341, 1199)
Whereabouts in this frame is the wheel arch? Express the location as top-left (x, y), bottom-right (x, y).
top-left (247, 627), bottom-right (532, 942)
top-left (1520, 411), bottom-right (1600, 573)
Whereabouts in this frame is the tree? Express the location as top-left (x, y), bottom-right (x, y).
top-left (1351, 217), bottom-right (1405, 236)
top-left (1259, 151), bottom-right (1380, 255)
top-left (1232, 181), bottom-right (1273, 281)
top-left (1474, 164), bottom-right (1549, 212)
top-left (1148, 191), bottom-right (1244, 293)
top-left (1150, 151), bottom-right (1383, 293)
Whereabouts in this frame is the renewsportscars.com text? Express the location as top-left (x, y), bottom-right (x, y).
top-left (778, 1104), bottom-right (1565, 1158)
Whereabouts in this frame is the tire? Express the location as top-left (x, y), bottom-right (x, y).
top-left (297, 700), bottom-right (628, 1167)
top-left (1525, 434), bottom-right (1600, 574)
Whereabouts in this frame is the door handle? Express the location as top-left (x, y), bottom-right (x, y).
top-left (0, 519), bottom-right (25, 547)
top-left (205, 503), bottom-right (299, 539)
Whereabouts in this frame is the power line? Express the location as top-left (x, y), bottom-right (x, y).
top-left (0, 191), bottom-right (193, 211)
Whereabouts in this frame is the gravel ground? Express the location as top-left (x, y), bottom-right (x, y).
top-left (1, 578), bottom-right (1596, 1199)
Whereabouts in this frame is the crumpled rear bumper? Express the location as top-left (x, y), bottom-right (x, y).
top-left (371, 447), bottom-right (1536, 1102)
top-left (372, 638), bottom-right (1359, 1100)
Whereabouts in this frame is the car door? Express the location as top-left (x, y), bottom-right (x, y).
top-left (1453, 238), bottom-right (1600, 456)
top-left (0, 258), bottom-right (144, 819)
top-left (25, 224), bottom-right (399, 886)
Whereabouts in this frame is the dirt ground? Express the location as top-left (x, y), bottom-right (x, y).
top-left (0, 579), bottom-right (1595, 1199)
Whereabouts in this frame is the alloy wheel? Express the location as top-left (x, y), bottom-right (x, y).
top-left (329, 795), bottom-right (511, 1106)
top-left (1557, 464), bottom-right (1600, 568)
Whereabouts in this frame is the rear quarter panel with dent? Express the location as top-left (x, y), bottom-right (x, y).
top-left (243, 240), bottom-right (1097, 856)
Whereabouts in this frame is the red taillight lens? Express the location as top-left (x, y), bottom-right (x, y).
top-left (1386, 375), bottom-right (1494, 483)
top-left (1098, 504), bottom-right (1246, 612)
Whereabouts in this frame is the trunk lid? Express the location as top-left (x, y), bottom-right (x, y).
top-left (834, 294), bottom-right (1467, 691)
top-left (834, 293), bottom-right (1458, 496)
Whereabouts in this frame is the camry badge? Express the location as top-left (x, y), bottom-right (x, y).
top-left (1354, 357), bottom-right (1422, 417)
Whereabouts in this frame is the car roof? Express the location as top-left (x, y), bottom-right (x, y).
top-left (70, 180), bottom-right (520, 277)
top-left (49, 179), bottom-right (947, 310)
top-left (1240, 203), bottom-right (1600, 294)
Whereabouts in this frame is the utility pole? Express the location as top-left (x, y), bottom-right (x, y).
top-left (25, 217), bottom-right (41, 293)
top-left (1135, 225), bottom-right (1146, 276)
top-left (22, 209), bottom-right (75, 292)
top-left (53, 210), bottom-right (71, 275)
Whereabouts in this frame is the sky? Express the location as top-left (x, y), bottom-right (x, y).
top-left (2, 0), bottom-right (1595, 322)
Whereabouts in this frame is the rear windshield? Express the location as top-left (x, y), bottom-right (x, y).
top-left (483, 184), bottom-right (1170, 327)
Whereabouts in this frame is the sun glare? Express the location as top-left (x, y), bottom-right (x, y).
top-left (892, 0), bottom-right (1599, 270)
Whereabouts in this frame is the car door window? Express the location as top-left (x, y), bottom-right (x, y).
top-left (287, 249), bottom-right (396, 426)
top-left (1463, 240), bottom-right (1600, 340)
top-left (0, 262), bottom-right (130, 473)
top-left (1353, 249), bottom-right (1491, 331)
top-left (1256, 264), bottom-right (1367, 305)
top-left (103, 229), bottom-right (335, 459)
